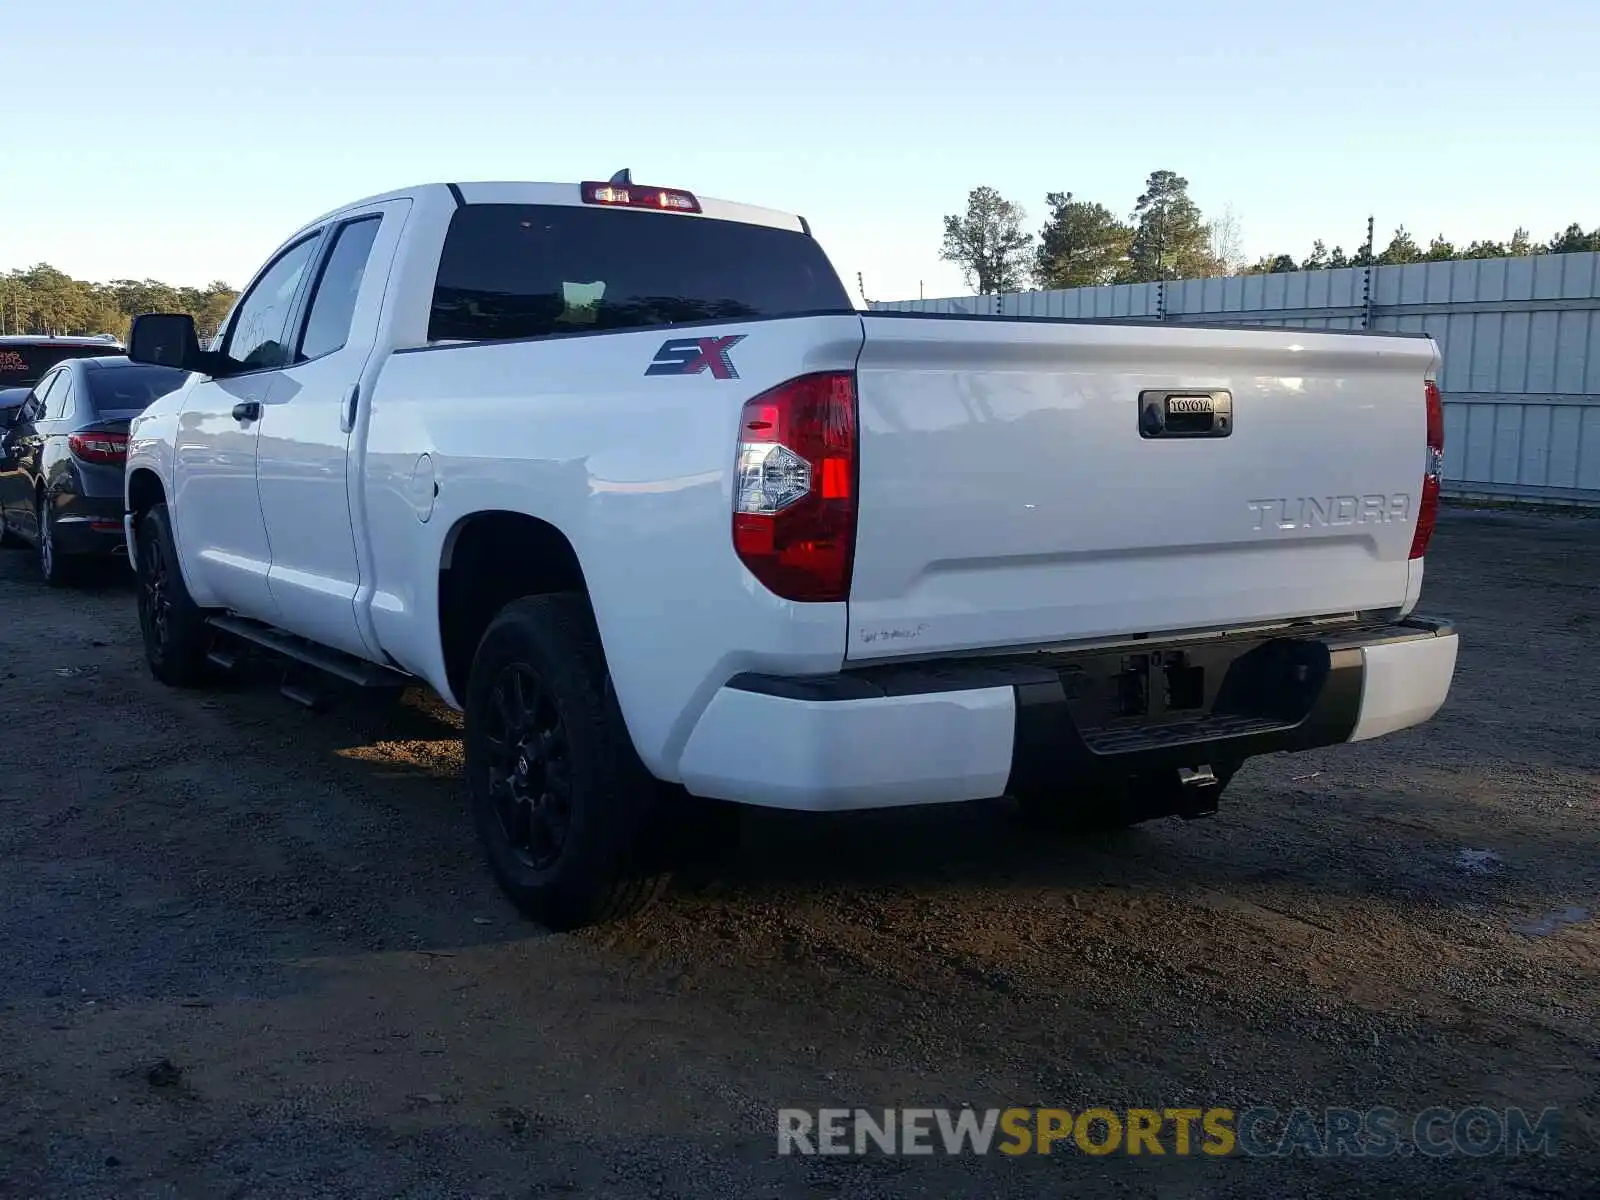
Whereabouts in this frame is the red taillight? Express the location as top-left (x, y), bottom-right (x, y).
top-left (1409, 379), bottom-right (1444, 560)
top-left (68, 431), bottom-right (127, 464)
top-left (580, 181), bottom-right (701, 214)
top-left (732, 372), bottom-right (858, 602)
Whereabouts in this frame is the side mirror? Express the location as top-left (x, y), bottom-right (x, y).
top-left (127, 312), bottom-right (215, 373)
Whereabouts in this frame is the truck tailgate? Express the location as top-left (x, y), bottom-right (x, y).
top-left (847, 314), bottom-right (1438, 662)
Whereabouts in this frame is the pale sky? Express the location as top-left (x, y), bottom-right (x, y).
top-left (4, 0), bottom-right (1596, 305)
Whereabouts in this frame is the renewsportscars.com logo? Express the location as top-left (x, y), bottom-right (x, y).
top-left (777, 1106), bottom-right (1562, 1158)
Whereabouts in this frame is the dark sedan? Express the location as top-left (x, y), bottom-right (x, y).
top-left (0, 356), bottom-right (189, 585)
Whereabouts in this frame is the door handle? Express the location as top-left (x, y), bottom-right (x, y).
top-left (232, 401), bottom-right (261, 423)
top-left (341, 384), bottom-right (359, 434)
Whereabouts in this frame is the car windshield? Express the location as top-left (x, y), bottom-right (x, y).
top-left (0, 342), bottom-right (121, 388)
top-left (86, 364), bottom-right (190, 417)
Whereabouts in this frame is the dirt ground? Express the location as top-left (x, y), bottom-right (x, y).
top-left (0, 507), bottom-right (1596, 1199)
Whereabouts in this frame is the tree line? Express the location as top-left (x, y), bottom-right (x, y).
top-left (0, 264), bottom-right (238, 341)
top-left (939, 172), bottom-right (1600, 294)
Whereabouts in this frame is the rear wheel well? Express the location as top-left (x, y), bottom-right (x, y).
top-left (127, 469), bottom-right (166, 523)
top-left (439, 512), bottom-right (591, 701)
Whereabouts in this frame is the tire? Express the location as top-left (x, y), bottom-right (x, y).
top-left (37, 496), bottom-right (76, 588)
top-left (135, 503), bottom-right (213, 687)
top-left (1014, 762), bottom-right (1240, 833)
top-left (464, 593), bottom-right (668, 931)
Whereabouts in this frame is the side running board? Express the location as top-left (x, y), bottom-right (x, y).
top-left (205, 614), bottom-right (413, 689)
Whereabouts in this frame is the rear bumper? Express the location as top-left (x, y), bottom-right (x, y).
top-left (51, 497), bottom-right (127, 557)
top-left (676, 616), bottom-right (1458, 811)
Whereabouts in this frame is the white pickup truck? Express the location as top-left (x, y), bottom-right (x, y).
top-left (123, 174), bottom-right (1458, 929)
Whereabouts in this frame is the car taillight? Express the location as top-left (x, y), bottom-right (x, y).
top-left (580, 181), bottom-right (701, 213)
top-left (732, 371), bottom-right (858, 602)
top-left (68, 431), bottom-right (127, 464)
top-left (1409, 379), bottom-right (1444, 560)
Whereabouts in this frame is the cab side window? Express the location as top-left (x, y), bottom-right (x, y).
top-left (298, 216), bottom-right (383, 361)
top-left (223, 235), bottom-right (322, 372)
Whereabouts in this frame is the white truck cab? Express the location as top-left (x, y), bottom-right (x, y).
top-left (122, 174), bottom-right (1458, 929)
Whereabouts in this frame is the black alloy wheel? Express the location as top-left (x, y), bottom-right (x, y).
top-left (482, 663), bottom-right (575, 872)
top-left (139, 523), bottom-right (172, 649)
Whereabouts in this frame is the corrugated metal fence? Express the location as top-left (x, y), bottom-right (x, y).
top-left (872, 252), bottom-right (1600, 506)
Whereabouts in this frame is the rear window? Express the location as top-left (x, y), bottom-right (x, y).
top-left (85, 364), bottom-right (189, 416)
top-left (428, 203), bottom-right (852, 343)
top-left (0, 343), bottom-right (120, 388)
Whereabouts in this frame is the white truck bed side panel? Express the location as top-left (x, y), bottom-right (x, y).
top-left (360, 314), bottom-right (866, 779)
